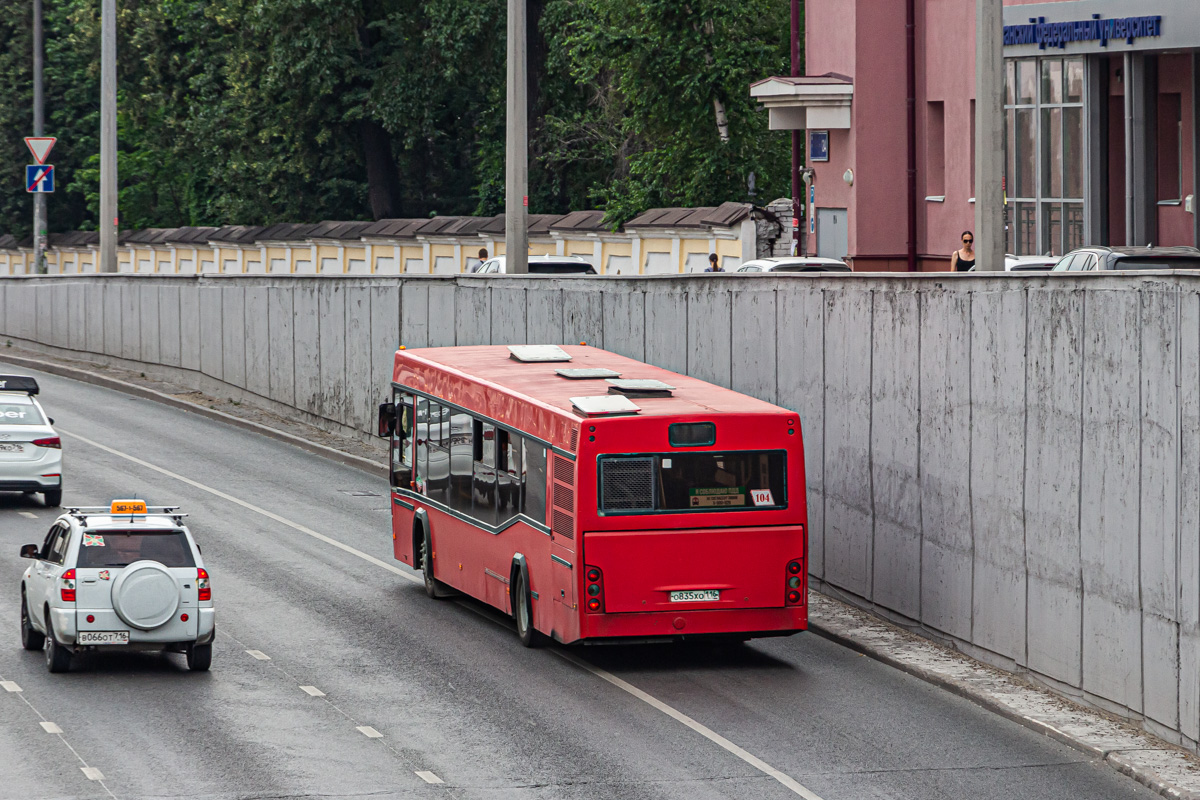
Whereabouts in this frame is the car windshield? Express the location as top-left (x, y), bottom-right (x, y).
top-left (0, 397), bottom-right (45, 425)
top-left (599, 451), bottom-right (786, 514)
top-left (76, 529), bottom-right (196, 568)
top-left (1112, 257), bottom-right (1200, 270)
top-left (529, 262), bottom-right (596, 274)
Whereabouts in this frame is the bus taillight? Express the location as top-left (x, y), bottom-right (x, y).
top-left (785, 560), bottom-right (804, 605)
top-left (585, 567), bottom-right (604, 613)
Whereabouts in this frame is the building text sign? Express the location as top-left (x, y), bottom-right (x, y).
top-left (1004, 14), bottom-right (1162, 50)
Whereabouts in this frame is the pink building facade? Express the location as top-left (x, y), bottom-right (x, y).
top-left (754, 0), bottom-right (1200, 270)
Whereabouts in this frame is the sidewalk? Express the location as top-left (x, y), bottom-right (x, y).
top-left (4, 344), bottom-right (1200, 800)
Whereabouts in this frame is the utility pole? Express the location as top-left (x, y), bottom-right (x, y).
top-left (99, 0), bottom-right (118, 273)
top-left (790, 0), bottom-right (801, 256)
top-left (32, 0), bottom-right (46, 274)
top-left (975, 0), bottom-right (1005, 271)
top-left (504, 0), bottom-right (529, 274)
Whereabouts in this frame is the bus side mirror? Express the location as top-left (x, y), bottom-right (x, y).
top-left (377, 402), bottom-right (396, 438)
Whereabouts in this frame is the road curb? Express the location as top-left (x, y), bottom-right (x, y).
top-left (0, 352), bottom-right (388, 480)
top-left (9, 348), bottom-right (1200, 799)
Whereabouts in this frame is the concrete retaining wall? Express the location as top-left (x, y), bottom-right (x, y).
top-left (2, 272), bottom-right (1197, 753)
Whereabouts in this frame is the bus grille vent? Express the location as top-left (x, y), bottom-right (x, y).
top-left (600, 458), bottom-right (654, 511)
top-left (554, 455), bottom-right (575, 486)
top-left (553, 483), bottom-right (574, 511)
top-left (552, 509), bottom-right (573, 538)
top-left (569, 427), bottom-right (579, 451)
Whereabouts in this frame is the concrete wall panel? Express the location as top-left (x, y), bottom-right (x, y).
top-left (822, 289), bottom-right (874, 598)
top-left (1080, 289), bottom-right (1143, 713)
top-left (121, 284), bottom-right (140, 361)
top-left (490, 287), bottom-right (527, 345)
top-left (85, 284), bottom-right (104, 354)
top-left (400, 283), bottom-right (429, 348)
top-left (562, 285), bottom-right (604, 349)
top-left (969, 288), bottom-right (1027, 663)
top-left (685, 287), bottom-right (732, 387)
top-left (731, 289), bottom-right (777, 404)
top-left (199, 287), bottom-right (223, 379)
top-left (455, 285), bottom-right (491, 346)
top-left (158, 285), bottom-right (181, 368)
top-left (776, 287), bottom-right (825, 578)
top-left (318, 282), bottom-right (347, 423)
top-left (267, 287), bottom-right (296, 407)
top-left (35, 284), bottom-right (50, 345)
top-left (1024, 288), bottom-right (1085, 685)
top-left (293, 284), bottom-right (320, 414)
top-left (918, 289), bottom-right (974, 640)
top-left (370, 285), bottom-right (401, 402)
top-left (526, 287), bottom-right (563, 343)
top-left (179, 284), bottom-right (201, 371)
top-left (221, 286), bottom-right (247, 389)
top-left (603, 286), bottom-right (646, 361)
top-left (1180, 290), bottom-right (1200, 743)
top-left (644, 287), bottom-right (689, 376)
top-left (102, 283), bottom-right (120, 356)
top-left (244, 286), bottom-right (270, 398)
top-left (140, 283), bottom-right (161, 365)
top-left (50, 284), bottom-right (68, 348)
top-left (869, 287), bottom-right (921, 618)
top-left (427, 284), bottom-right (456, 347)
top-left (69, 283), bottom-right (87, 351)
top-left (345, 286), bottom-right (373, 432)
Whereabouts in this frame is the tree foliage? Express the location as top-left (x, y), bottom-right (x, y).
top-left (0, 0), bottom-right (792, 237)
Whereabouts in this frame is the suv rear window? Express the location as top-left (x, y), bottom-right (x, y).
top-left (76, 530), bottom-right (196, 568)
top-left (599, 451), bottom-right (786, 514)
top-left (529, 263), bottom-right (596, 274)
top-left (0, 397), bottom-right (44, 425)
top-left (1113, 257), bottom-right (1200, 270)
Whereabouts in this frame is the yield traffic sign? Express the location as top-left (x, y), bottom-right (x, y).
top-left (24, 137), bottom-right (56, 165)
top-left (26, 165), bottom-right (54, 193)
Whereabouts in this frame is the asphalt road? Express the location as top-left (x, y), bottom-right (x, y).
top-left (0, 364), bottom-right (1161, 800)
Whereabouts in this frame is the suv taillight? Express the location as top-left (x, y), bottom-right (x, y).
top-left (33, 437), bottom-right (61, 449)
top-left (60, 569), bottom-right (76, 602)
top-left (584, 567), bottom-right (604, 613)
top-left (197, 568), bottom-right (210, 601)
top-left (785, 559), bottom-right (804, 606)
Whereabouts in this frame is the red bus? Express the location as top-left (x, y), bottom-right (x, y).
top-left (377, 344), bottom-right (807, 646)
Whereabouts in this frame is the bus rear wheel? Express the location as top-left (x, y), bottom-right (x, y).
top-left (513, 571), bottom-right (541, 648)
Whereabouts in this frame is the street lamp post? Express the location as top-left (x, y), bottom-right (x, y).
top-left (32, 0), bottom-right (46, 274)
top-left (975, 0), bottom-right (1005, 271)
top-left (99, 0), bottom-right (118, 273)
top-left (504, 0), bottom-right (529, 274)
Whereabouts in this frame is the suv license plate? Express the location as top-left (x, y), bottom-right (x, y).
top-left (77, 631), bottom-right (129, 645)
top-left (669, 590), bottom-right (720, 602)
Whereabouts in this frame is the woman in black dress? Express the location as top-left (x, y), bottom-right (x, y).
top-left (950, 231), bottom-right (975, 271)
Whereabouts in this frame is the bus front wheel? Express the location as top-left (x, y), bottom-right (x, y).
top-left (419, 527), bottom-right (453, 599)
top-left (513, 571), bottom-right (541, 648)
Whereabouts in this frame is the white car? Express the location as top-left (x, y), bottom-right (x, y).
top-left (735, 257), bottom-right (851, 273)
top-left (0, 376), bottom-right (62, 507)
top-left (471, 255), bottom-right (597, 275)
top-left (19, 500), bottom-right (215, 672)
top-left (1004, 254), bottom-right (1058, 272)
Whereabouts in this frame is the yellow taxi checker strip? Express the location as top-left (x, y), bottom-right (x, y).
top-left (57, 427), bottom-right (824, 800)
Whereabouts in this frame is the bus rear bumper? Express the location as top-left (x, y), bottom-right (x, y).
top-left (578, 604), bottom-right (807, 643)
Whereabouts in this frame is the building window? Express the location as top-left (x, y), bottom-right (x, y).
top-left (926, 101), bottom-right (946, 197)
top-left (1005, 56), bottom-right (1084, 255)
top-left (1158, 93), bottom-right (1182, 202)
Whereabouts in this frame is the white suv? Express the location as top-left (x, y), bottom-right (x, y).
top-left (19, 501), bottom-right (215, 672)
top-left (0, 375), bottom-right (63, 506)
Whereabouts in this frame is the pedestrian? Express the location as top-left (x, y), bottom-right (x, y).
top-left (950, 231), bottom-right (975, 272)
top-left (478, 248), bottom-right (488, 261)
top-left (704, 253), bottom-right (724, 272)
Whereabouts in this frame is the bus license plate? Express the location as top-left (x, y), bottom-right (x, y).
top-left (670, 590), bottom-right (720, 603)
top-left (77, 631), bottom-right (129, 645)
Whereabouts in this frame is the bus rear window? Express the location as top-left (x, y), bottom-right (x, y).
top-left (599, 451), bottom-right (786, 514)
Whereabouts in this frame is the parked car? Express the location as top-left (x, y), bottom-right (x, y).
top-left (735, 257), bottom-right (851, 273)
top-left (1051, 246), bottom-right (1200, 271)
top-left (1005, 254), bottom-right (1059, 272)
top-left (0, 375), bottom-right (62, 507)
top-left (471, 255), bottom-right (597, 275)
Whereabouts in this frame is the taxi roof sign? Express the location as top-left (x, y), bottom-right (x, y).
top-left (111, 499), bottom-right (148, 515)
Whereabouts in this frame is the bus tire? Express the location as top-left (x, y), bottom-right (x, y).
top-left (513, 570), bottom-right (541, 648)
top-left (419, 526), bottom-right (453, 599)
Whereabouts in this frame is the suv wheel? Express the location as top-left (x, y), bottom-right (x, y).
top-left (43, 488), bottom-right (62, 507)
top-left (44, 613), bottom-right (71, 673)
top-left (186, 642), bottom-right (212, 671)
top-left (20, 594), bottom-right (44, 651)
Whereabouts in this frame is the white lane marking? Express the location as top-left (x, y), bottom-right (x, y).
top-left (246, 650), bottom-right (271, 661)
top-left (1, 680), bottom-right (22, 692)
top-left (81, 767), bottom-right (105, 781)
top-left (59, 427), bottom-right (820, 798)
top-left (19, 511), bottom-right (37, 518)
top-left (58, 429), bottom-right (420, 585)
top-left (40, 721), bottom-right (63, 734)
top-left (357, 726), bottom-right (383, 739)
top-left (299, 685), bottom-right (325, 697)
top-left (553, 651), bottom-right (826, 799)
top-left (415, 771), bottom-right (443, 784)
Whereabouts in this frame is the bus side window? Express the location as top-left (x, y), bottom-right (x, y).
top-left (449, 411), bottom-right (474, 514)
top-left (473, 421), bottom-right (498, 525)
top-left (427, 402), bottom-right (450, 503)
top-left (497, 430), bottom-right (521, 521)
top-left (391, 390), bottom-right (414, 489)
top-left (522, 439), bottom-right (548, 526)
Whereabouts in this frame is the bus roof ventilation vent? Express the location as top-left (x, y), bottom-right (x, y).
top-left (605, 378), bottom-right (675, 398)
top-left (508, 345), bottom-right (572, 363)
top-left (570, 395), bottom-right (641, 417)
top-left (556, 368), bottom-right (621, 380)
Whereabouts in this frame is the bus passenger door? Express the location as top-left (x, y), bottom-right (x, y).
top-left (549, 453), bottom-right (578, 622)
top-left (390, 391), bottom-right (416, 566)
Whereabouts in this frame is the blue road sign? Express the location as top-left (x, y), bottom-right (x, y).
top-left (26, 164), bottom-right (54, 193)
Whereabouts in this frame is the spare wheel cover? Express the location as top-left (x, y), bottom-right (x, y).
top-left (111, 560), bottom-right (181, 630)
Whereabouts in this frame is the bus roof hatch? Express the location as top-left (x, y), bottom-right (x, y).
top-left (570, 395), bottom-right (641, 416)
top-left (508, 345), bottom-right (572, 363)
